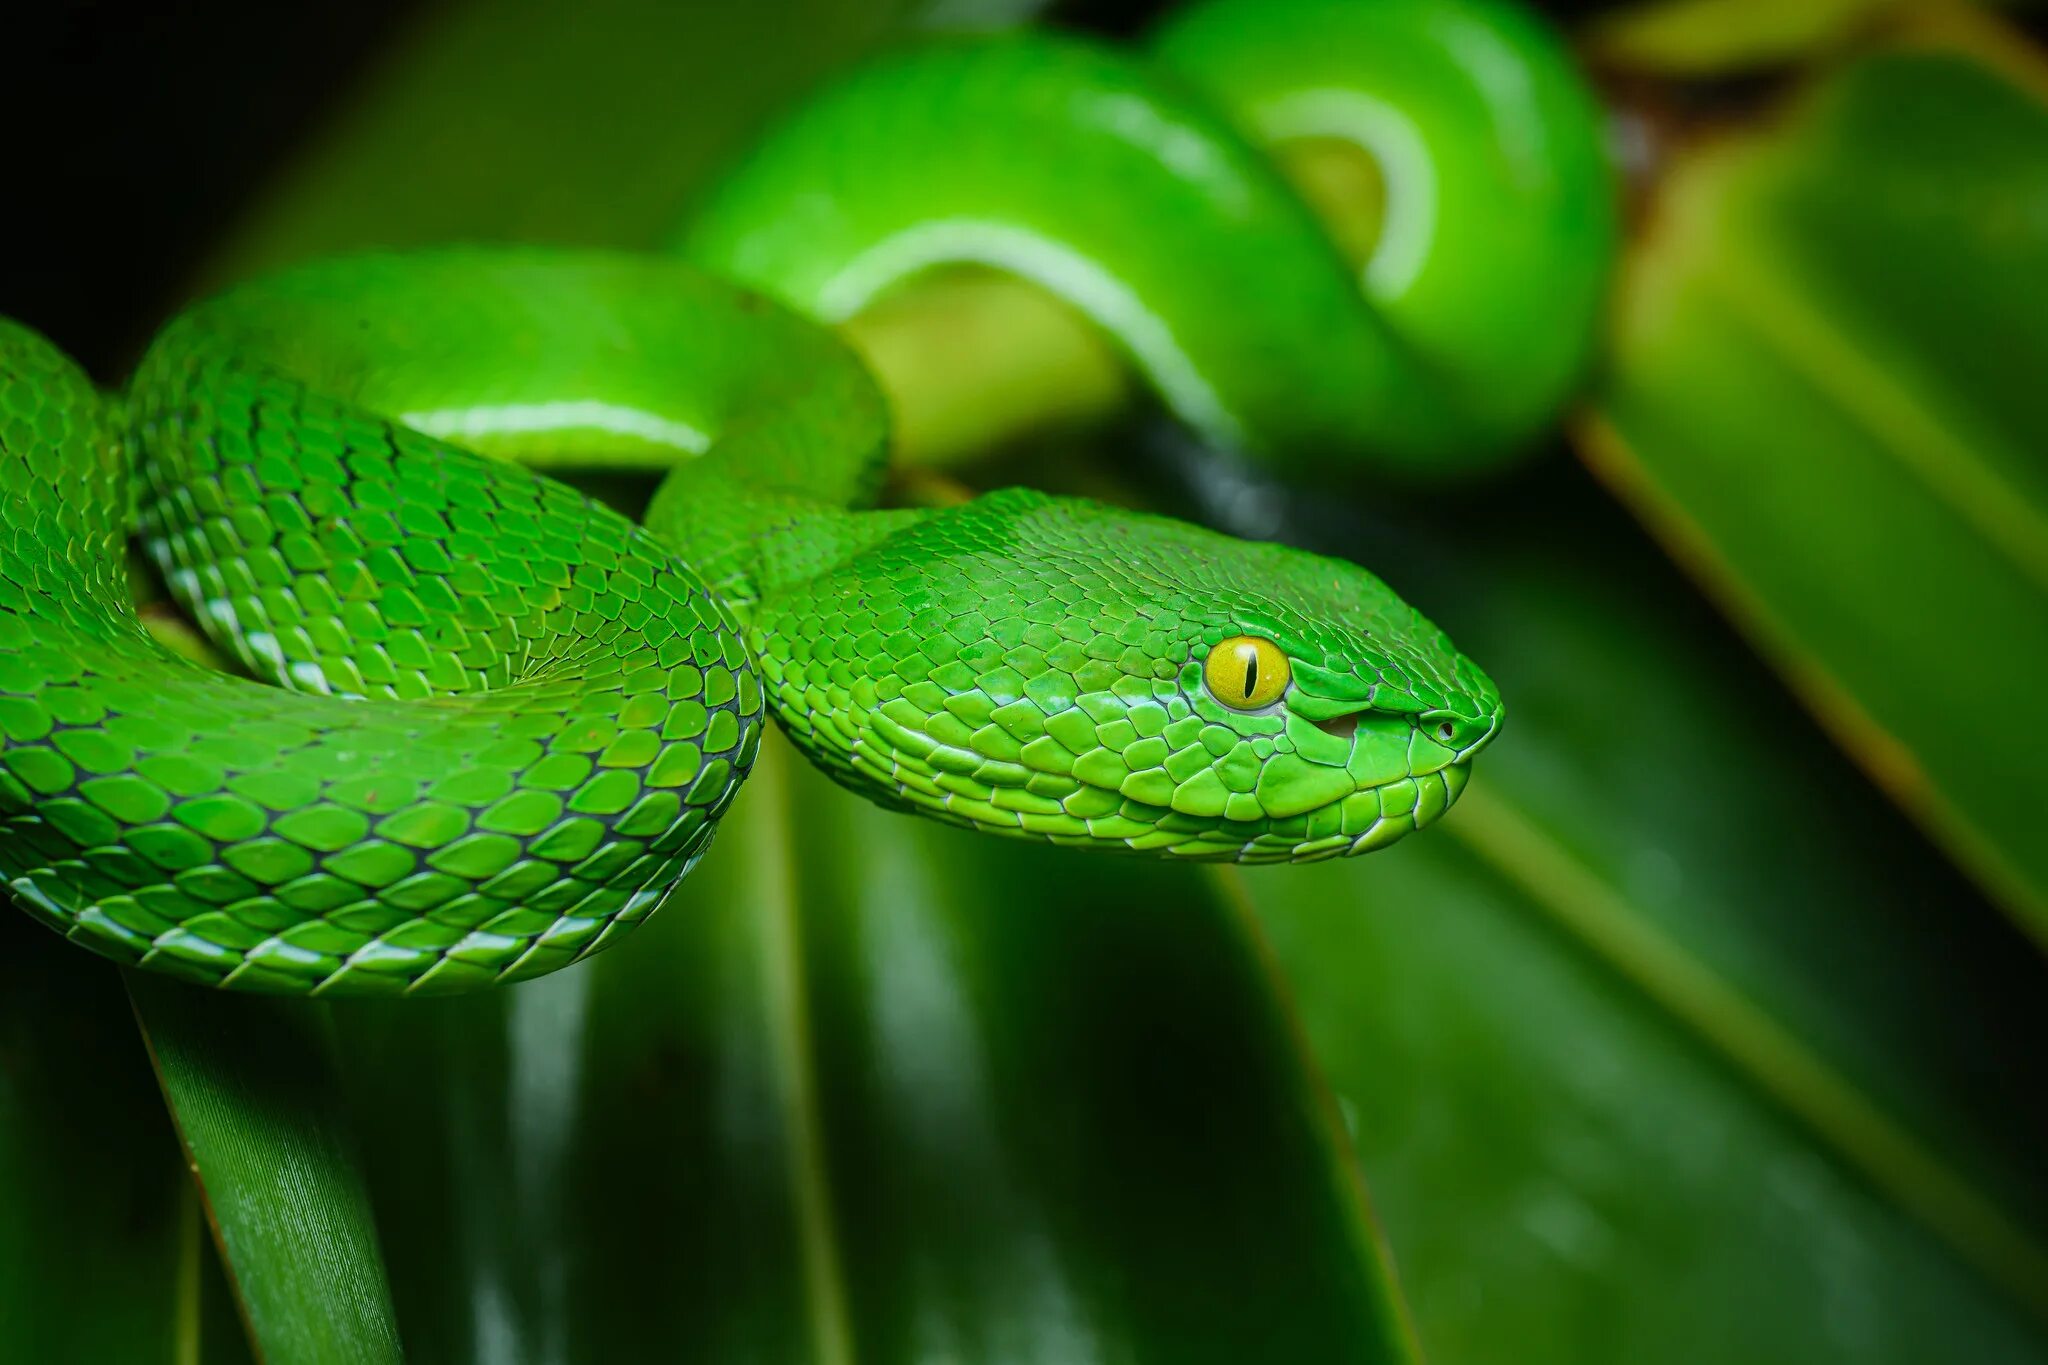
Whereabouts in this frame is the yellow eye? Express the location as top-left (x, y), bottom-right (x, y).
top-left (1203, 635), bottom-right (1291, 710)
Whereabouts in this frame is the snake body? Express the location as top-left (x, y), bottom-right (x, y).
top-left (0, 0), bottom-right (1609, 993)
top-left (687, 0), bottom-right (1613, 472)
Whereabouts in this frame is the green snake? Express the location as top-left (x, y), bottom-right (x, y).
top-left (0, 0), bottom-right (1611, 994)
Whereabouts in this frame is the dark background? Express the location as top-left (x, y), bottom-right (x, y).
top-left (3, 0), bottom-right (1660, 376)
top-left (3, 2), bottom-right (413, 372)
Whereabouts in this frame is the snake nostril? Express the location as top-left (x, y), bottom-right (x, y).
top-left (1421, 712), bottom-right (1486, 751)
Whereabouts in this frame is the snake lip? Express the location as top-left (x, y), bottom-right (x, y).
top-left (1311, 710), bottom-right (1363, 742)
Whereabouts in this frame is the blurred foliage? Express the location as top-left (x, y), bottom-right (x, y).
top-left (2, 918), bottom-right (192, 1361)
top-left (0, 916), bottom-right (259, 1363)
top-left (1222, 460), bottom-right (2048, 1361)
top-left (327, 741), bottom-right (1422, 1362)
top-left (198, 0), bottom-right (924, 289)
top-left (3, 0), bottom-right (2047, 1362)
top-left (1587, 0), bottom-right (1897, 74)
top-left (1591, 11), bottom-right (2048, 944)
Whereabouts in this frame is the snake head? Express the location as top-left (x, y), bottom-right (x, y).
top-left (752, 488), bottom-right (1502, 862)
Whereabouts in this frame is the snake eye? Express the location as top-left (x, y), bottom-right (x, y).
top-left (1203, 635), bottom-right (1291, 710)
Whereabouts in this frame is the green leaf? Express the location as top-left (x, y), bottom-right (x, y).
top-left (0, 914), bottom-right (261, 1365)
top-left (1, 917), bottom-right (190, 1362)
top-left (1222, 463), bottom-right (2048, 1360)
top-left (788, 745), bottom-right (1421, 1362)
top-left (319, 768), bottom-right (819, 1363)
top-left (1585, 0), bottom-right (1893, 75)
top-left (200, 0), bottom-right (927, 286)
top-left (1586, 16), bottom-right (2048, 942)
top-left (128, 977), bottom-right (402, 1364)
top-left (328, 737), bottom-right (1423, 1362)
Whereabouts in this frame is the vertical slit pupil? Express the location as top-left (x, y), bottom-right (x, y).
top-left (1242, 651), bottom-right (1258, 700)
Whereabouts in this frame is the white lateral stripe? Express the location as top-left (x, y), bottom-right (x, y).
top-left (814, 218), bottom-right (1245, 450)
top-left (1254, 88), bottom-right (1436, 301)
top-left (401, 400), bottom-right (712, 454)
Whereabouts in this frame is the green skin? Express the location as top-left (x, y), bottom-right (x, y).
top-left (686, 0), bottom-right (1615, 472)
top-left (0, 0), bottom-right (1610, 994)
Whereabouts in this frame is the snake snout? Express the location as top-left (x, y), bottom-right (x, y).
top-left (1420, 708), bottom-right (1502, 759)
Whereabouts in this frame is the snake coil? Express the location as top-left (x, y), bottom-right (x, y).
top-left (0, 0), bottom-right (1611, 994)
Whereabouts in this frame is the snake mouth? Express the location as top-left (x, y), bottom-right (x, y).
top-left (1336, 760), bottom-right (1473, 857)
